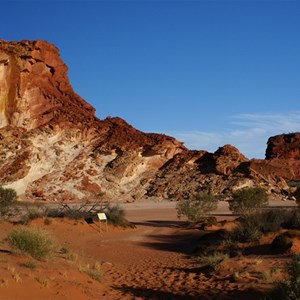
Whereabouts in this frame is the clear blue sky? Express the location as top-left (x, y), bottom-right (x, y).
top-left (1, 0), bottom-right (300, 158)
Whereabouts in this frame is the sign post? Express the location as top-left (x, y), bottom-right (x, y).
top-left (97, 213), bottom-right (108, 233)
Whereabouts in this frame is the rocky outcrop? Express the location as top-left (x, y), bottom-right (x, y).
top-left (0, 39), bottom-right (299, 202)
top-left (146, 146), bottom-right (253, 200)
top-left (0, 40), bottom-right (96, 130)
top-left (266, 133), bottom-right (300, 160)
top-left (246, 133), bottom-right (300, 186)
top-left (249, 159), bottom-right (300, 182)
top-left (196, 144), bottom-right (249, 176)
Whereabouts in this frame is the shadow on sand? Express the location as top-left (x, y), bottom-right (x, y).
top-left (132, 219), bottom-right (188, 228)
top-left (113, 285), bottom-right (201, 300)
top-left (137, 229), bottom-right (201, 254)
top-left (113, 284), bottom-right (266, 300)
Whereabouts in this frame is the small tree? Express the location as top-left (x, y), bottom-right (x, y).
top-left (0, 186), bottom-right (18, 218)
top-left (228, 187), bottom-right (268, 218)
top-left (176, 192), bottom-right (218, 223)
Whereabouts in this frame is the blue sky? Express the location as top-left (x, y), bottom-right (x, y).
top-left (1, 0), bottom-right (300, 158)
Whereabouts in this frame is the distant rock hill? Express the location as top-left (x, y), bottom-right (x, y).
top-left (0, 40), bottom-right (298, 202)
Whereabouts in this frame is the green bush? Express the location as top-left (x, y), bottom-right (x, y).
top-left (254, 209), bottom-right (287, 234)
top-left (228, 187), bottom-right (268, 218)
top-left (0, 186), bottom-right (18, 218)
top-left (7, 227), bottom-right (56, 260)
top-left (271, 255), bottom-right (300, 300)
top-left (229, 218), bottom-right (262, 243)
top-left (229, 209), bottom-right (295, 244)
top-left (176, 193), bottom-right (218, 223)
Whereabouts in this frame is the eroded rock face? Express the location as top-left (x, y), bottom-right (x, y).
top-left (0, 40), bottom-right (96, 130)
top-left (146, 146), bottom-right (253, 200)
top-left (249, 159), bottom-right (300, 182)
top-left (266, 133), bottom-right (300, 160)
top-left (245, 133), bottom-right (300, 185)
top-left (0, 39), bottom-right (299, 202)
top-left (196, 144), bottom-right (249, 176)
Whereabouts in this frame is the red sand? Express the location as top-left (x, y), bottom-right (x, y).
top-left (0, 199), bottom-right (296, 299)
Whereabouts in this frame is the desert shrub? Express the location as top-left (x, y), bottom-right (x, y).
top-left (229, 217), bottom-right (262, 243)
top-left (7, 227), bottom-right (56, 260)
top-left (20, 261), bottom-right (36, 269)
top-left (282, 209), bottom-right (300, 230)
top-left (59, 247), bottom-right (70, 254)
top-left (44, 200), bottom-right (110, 220)
top-left (26, 209), bottom-right (42, 219)
top-left (0, 186), bottom-right (18, 218)
top-left (44, 207), bottom-right (65, 218)
top-left (20, 208), bottom-right (44, 224)
top-left (45, 208), bottom-right (93, 220)
top-left (85, 269), bottom-right (103, 282)
top-left (176, 192), bottom-right (218, 223)
top-left (228, 209), bottom-right (289, 244)
top-left (270, 255), bottom-right (300, 300)
top-left (43, 202), bottom-right (133, 228)
top-left (196, 251), bottom-right (229, 271)
top-left (255, 209), bottom-right (287, 233)
top-left (78, 263), bottom-right (103, 282)
top-left (228, 187), bottom-right (268, 218)
top-left (202, 216), bottom-right (218, 227)
top-left (105, 205), bottom-right (127, 226)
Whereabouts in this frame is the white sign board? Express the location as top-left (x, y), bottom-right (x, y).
top-left (97, 213), bottom-right (107, 220)
top-left (97, 212), bottom-right (108, 233)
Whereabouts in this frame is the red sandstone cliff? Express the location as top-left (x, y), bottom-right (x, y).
top-left (0, 40), bottom-right (96, 130)
top-left (0, 39), bottom-right (185, 201)
top-left (0, 39), bottom-right (299, 202)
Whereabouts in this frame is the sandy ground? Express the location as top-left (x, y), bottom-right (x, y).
top-left (0, 199), bottom-right (297, 299)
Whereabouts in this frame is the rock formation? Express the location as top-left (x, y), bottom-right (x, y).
top-left (266, 133), bottom-right (300, 160)
top-left (0, 39), bottom-right (299, 202)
